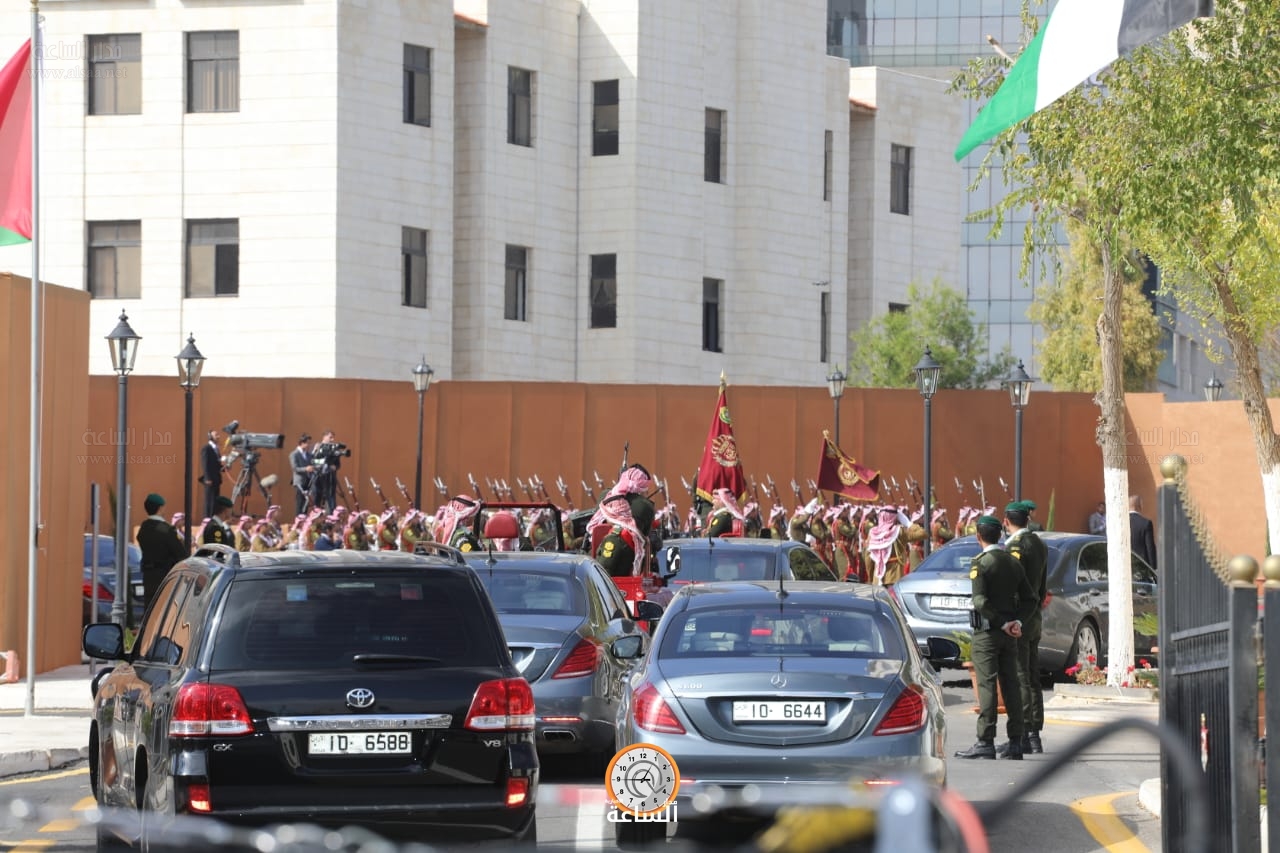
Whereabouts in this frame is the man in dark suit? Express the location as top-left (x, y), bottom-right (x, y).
top-left (136, 493), bottom-right (189, 613)
top-left (1129, 494), bottom-right (1157, 570)
top-left (199, 429), bottom-right (224, 519)
top-left (290, 434), bottom-right (315, 516)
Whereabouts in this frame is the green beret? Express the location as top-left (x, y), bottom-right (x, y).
top-left (146, 493), bottom-right (165, 506)
top-left (214, 495), bottom-right (234, 510)
top-left (1004, 501), bottom-right (1022, 514)
top-left (976, 514), bottom-right (1001, 527)
top-left (1020, 500), bottom-right (1037, 511)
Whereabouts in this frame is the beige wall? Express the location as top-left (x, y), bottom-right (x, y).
top-left (0, 274), bottom-right (90, 674)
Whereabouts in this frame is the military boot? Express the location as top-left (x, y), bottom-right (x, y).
top-left (954, 740), bottom-right (996, 760)
top-left (995, 736), bottom-right (1031, 757)
top-left (1026, 731), bottom-right (1043, 753)
top-left (998, 739), bottom-right (1024, 760)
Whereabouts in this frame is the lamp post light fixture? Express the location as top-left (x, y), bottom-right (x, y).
top-left (412, 356), bottom-right (435, 510)
top-left (1006, 359), bottom-right (1034, 502)
top-left (826, 365), bottom-right (847, 447)
top-left (1204, 373), bottom-right (1225, 403)
top-left (913, 346), bottom-right (942, 557)
top-left (106, 312), bottom-right (141, 629)
top-left (176, 334), bottom-right (206, 550)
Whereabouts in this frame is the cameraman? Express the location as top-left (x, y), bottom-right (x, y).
top-left (290, 434), bottom-right (315, 515)
top-left (311, 429), bottom-right (344, 513)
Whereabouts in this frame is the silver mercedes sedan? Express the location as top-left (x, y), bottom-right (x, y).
top-left (612, 579), bottom-right (959, 847)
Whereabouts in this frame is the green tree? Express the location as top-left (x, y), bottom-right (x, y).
top-left (846, 279), bottom-right (1016, 389)
top-left (1030, 216), bottom-right (1163, 392)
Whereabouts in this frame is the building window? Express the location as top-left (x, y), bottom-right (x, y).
top-left (705, 109), bottom-right (725, 183)
top-left (890, 143), bottom-right (912, 215)
top-left (819, 291), bottom-right (830, 363)
top-left (87, 221), bottom-right (141, 299)
top-left (87, 34), bottom-right (141, 116)
top-left (508, 67), bottom-right (532, 146)
top-left (589, 253), bottom-right (616, 328)
top-left (592, 80), bottom-right (619, 156)
top-left (404, 44), bottom-right (431, 127)
top-left (187, 31), bottom-right (239, 113)
top-left (889, 302), bottom-right (908, 313)
top-left (823, 130), bottom-right (833, 201)
top-left (505, 245), bottom-right (528, 321)
top-left (402, 226), bottom-right (428, 308)
top-left (702, 278), bottom-right (723, 352)
top-left (185, 219), bottom-right (239, 298)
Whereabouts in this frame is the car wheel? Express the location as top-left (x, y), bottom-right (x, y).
top-left (1067, 620), bottom-right (1100, 676)
top-left (616, 817), bottom-right (667, 848)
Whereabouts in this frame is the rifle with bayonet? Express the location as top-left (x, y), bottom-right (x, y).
top-left (433, 476), bottom-right (449, 499)
top-left (344, 476), bottom-right (361, 512)
top-left (582, 480), bottom-right (597, 503)
top-left (556, 476), bottom-right (575, 511)
top-left (620, 442), bottom-right (630, 475)
top-left (516, 477), bottom-right (533, 500)
top-left (469, 473), bottom-right (486, 501)
top-left (972, 477), bottom-right (987, 509)
top-left (790, 479), bottom-right (803, 508)
top-left (594, 470), bottom-right (606, 492)
top-left (532, 475), bottom-right (550, 503)
top-left (370, 478), bottom-right (393, 511)
top-left (394, 477), bottom-right (414, 509)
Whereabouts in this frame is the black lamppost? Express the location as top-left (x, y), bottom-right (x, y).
top-left (177, 335), bottom-right (206, 550)
top-left (106, 313), bottom-right (140, 628)
top-left (412, 356), bottom-right (435, 510)
top-left (826, 365), bottom-right (847, 447)
top-left (913, 347), bottom-right (942, 556)
top-left (1204, 373), bottom-right (1225, 402)
top-left (1006, 359), bottom-right (1033, 502)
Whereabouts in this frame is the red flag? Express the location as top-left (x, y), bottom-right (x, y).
top-left (695, 375), bottom-right (748, 504)
top-left (816, 431), bottom-right (880, 502)
top-left (0, 39), bottom-right (32, 246)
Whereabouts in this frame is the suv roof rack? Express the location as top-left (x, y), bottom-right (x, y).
top-left (194, 543), bottom-right (242, 568)
top-left (411, 540), bottom-right (468, 566)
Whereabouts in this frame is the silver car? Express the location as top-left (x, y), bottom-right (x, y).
top-left (613, 580), bottom-right (957, 847)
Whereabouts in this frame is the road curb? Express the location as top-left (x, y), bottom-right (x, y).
top-left (1054, 683), bottom-right (1158, 703)
top-left (0, 746), bottom-right (89, 778)
top-left (1138, 777), bottom-right (1161, 818)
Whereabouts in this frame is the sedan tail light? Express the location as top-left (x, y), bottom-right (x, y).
top-left (632, 681), bottom-right (686, 734)
top-left (552, 638), bottom-right (600, 679)
top-left (465, 678), bottom-right (535, 731)
top-left (83, 582), bottom-right (113, 603)
top-left (170, 683), bottom-right (254, 737)
top-left (873, 684), bottom-right (926, 736)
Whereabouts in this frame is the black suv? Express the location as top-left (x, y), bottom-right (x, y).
top-left (82, 543), bottom-right (538, 849)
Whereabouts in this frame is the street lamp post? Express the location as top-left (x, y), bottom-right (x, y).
top-left (106, 313), bottom-right (141, 628)
top-left (826, 365), bottom-right (847, 447)
top-left (176, 335), bottom-right (206, 551)
top-left (1006, 359), bottom-right (1034, 502)
top-left (412, 356), bottom-right (435, 510)
top-left (1204, 373), bottom-right (1225, 403)
top-left (913, 347), bottom-right (942, 557)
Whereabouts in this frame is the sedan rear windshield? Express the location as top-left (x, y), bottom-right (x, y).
top-left (660, 605), bottom-right (903, 659)
top-left (477, 570), bottom-right (585, 616)
top-left (660, 551), bottom-right (774, 583)
top-left (210, 575), bottom-right (501, 670)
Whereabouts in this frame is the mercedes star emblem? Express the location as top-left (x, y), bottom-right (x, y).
top-left (770, 673), bottom-right (787, 688)
top-left (346, 688), bottom-right (376, 709)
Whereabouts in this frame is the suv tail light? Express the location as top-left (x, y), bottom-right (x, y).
top-left (632, 682), bottom-right (686, 734)
top-left (170, 683), bottom-right (254, 737)
top-left (552, 638), bottom-right (600, 679)
top-left (465, 678), bottom-right (535, 731)
top-left (874, 684), bottom-right (926, 736)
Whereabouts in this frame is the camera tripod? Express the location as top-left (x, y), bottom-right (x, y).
top-left (230, 453), bottom-right (276, 516)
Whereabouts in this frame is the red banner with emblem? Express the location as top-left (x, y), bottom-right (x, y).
top-left (816, 431), bottom-right (880, 502)
top-left (695, 376), bottom-right (748, 504)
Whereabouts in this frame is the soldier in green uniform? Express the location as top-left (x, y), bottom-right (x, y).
top-left (136, 493), bottom-right (189, 612)
top-left (1000, 501), bottom-right (1049, 755)
top-left (202, 496), bottom-right (236, 546)
top-left (955, 515), bottom-right (1037, 761)
top-left (592, 494), bottom-right (645, 577)
top-left (1022, 499), bottom-right (1044, 532)
top-left (704, 488), bottom-right (745, 537)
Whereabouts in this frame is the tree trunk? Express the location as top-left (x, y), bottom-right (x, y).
top-left (1213, 273), bottom-right (1280, 556)
top-left (1096, 238), bottom-right (1134, 687)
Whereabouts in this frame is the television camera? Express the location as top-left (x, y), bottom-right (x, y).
top-left (312, 441), bottom-right (352, 468)
top-left (221, 420), bottom-right (284, 514)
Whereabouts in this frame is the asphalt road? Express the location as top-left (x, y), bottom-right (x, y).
top-left (0, 680), bottom-right (1161, 852)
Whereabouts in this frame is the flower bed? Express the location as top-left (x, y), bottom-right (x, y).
top-left (1064, 655), bottom-right (1158, 689)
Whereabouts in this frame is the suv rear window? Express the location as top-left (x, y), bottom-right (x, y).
top-left (209, 574), bottom-right (501, 669)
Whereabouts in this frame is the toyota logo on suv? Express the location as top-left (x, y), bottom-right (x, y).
top-left (346, 688), bottom-right (376, 709)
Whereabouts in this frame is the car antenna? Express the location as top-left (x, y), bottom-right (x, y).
top-left (486, 540), bottom-right (496, 578)
top-left (777, 572), bottom-right (787, 602)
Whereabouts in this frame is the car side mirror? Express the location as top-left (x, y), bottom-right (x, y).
top-left (663, 546), bottom-right (681, 578)
top-left (611, 635), bottom-right (645, 660)
top-left (634, 599), bottom-right (665, 622)
top-left (921, 636), bottom-right (962, 662)
top-left (83, 623), bottom-right (125, 662)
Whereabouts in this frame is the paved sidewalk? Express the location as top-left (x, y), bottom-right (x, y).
top-left (0, 662), bottom-right (96, 777)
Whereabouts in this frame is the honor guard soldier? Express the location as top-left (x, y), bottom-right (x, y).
top-left (589, 494), bottom-right (647, 578)
top-left (955, 514), bottom-right (1038, 761)
top-left (435, 496), bottom-right (482, 553)
top-left (864, 507), bottom-right (911, 586)
top-left (250, 520), bottom-right (273, 552)
top-left (344, 516), bottom-right (371, 551)
top-left (202, 496), bottom-right (236, 546)
top-left (400, 510), bottom-right (428, 552)
top-left (704, 488), bottom-right (746, 537)
top-left (1022, 499), bottom-right (1044, 532)
top-left (1000, 500), bottom-right (1049, 756)
top-left (233, 516), bottom-right (253, 552)
top-left (377, 509), bottom-right (400, 550)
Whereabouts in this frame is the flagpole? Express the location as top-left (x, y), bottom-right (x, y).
top-left (25, 0), bottom-right (41, 717)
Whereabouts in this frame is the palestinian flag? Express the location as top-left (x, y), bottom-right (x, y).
top-left (954, 0), bottom-right (1213, 162)
top-left (0, 39), bottom-right (31, 246)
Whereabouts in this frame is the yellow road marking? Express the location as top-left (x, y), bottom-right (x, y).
top-left (34, 819), bottom-right (76, 833)
top-left (72, 797), bottom-right (96, 811)
top-left (1045, 717), bottom-right (1101, 728)
top-left (1070, 792), bottom-right (1150, 853)
top-left (4, 841), bottom-right (54, 851)
top-left (0, 767), bottom-right (87, 787)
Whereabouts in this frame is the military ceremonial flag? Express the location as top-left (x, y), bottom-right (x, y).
top-left (954, 0), bottom-right (1214, 161)
top-left (0, 38), bottom-right (32, 245)
top-left (695, 373), bottom-right (748, 505)
top-left (815, 431), bottom-right (880, 503)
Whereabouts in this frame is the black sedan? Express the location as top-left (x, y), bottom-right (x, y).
top-left (654, 538), bottom-right (838, 585)
top-left (891, 533), bottom-right (1158, 677)
top-left (466, 551), bottom-right (658, 767)
top-left (82, 534), bottom-right (146, 628)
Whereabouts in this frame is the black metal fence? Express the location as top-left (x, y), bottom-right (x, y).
top-left (1158, 455), bottom-right (1262, 853)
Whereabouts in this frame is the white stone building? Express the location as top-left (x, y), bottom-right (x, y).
top-left (0, 0), bottom-right (963, 384)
